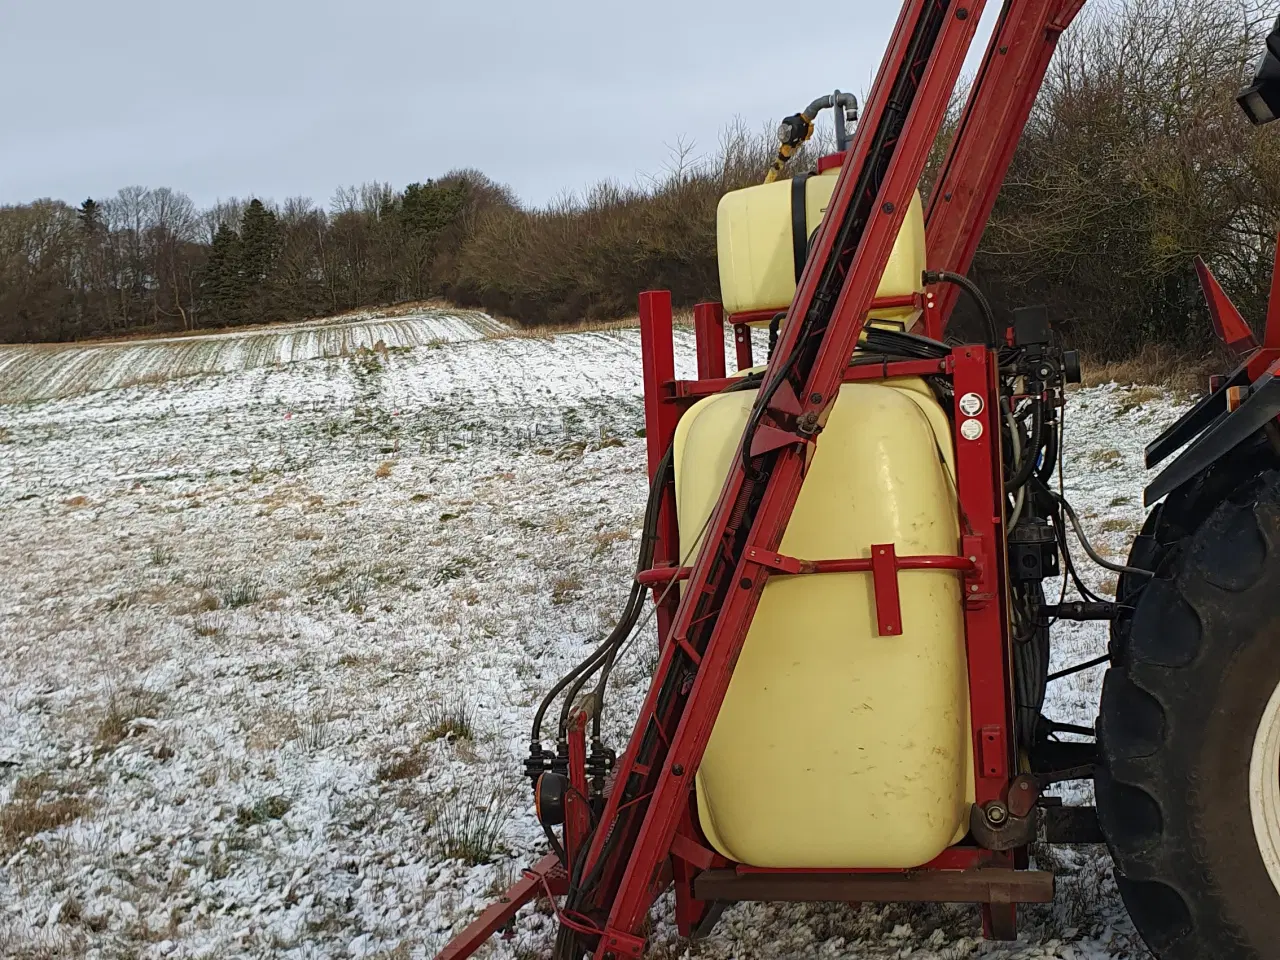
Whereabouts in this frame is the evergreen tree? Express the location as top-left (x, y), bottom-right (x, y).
top-left (200, 224), bottom-right (243, 325)
top-left (238, 199), bottom-right (280, 284)
top-left (77, 198), bottom-right (102, 235)
top-left (237, 199), bottom-right (281, 321)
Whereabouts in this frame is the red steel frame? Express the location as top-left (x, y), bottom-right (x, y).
top-left (573, 4), bottom-right (998, 955)
top-left (923, 0), bottom-right (1086, 329)
top-left (434, 2), bottom-right (1090, 956)
top-left (630, 299), bottom-right (1022, 944)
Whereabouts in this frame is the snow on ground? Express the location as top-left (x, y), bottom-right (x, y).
top-left (0, 317), bottom-right (1187, 959)
top-left (0, 307), bottom-right (508, 404)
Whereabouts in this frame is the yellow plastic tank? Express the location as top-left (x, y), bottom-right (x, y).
top-left (673, 379), bottom-right (974, 868)
top-left (716, 169), bottom-right (926, 326)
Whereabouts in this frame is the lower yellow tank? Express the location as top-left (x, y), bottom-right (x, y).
top-left (673, 379), bottom-right (974, 868)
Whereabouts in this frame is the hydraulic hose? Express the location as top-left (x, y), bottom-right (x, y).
top-left (531, 446), bottom-right (672, 746)
top-left (1006, 399), bottom-right (1044, 493)
top-left (764, 91), bottom-right (860, 183)
top-left (1035, 480), bottom-right (1155, 579)
top-left (923, 269), bottom-right (1000, 348)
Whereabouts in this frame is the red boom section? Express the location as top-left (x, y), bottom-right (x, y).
top-left (923, 0), bottom-right (1085, 329)
top-left (554, 3), bottom-right (991, 957)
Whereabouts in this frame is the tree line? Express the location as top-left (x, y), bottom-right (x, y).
top-left (2, 0), bottom-right (1277, 362)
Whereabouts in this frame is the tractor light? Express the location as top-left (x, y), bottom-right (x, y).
top-left (1239, 83), bottom-right (1279, 126)
top-left (1239, 18), bottom-right (1280, 126)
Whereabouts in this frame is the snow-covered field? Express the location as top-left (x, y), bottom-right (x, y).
top-left (0, 314), bottom-right (1186, 960)
top-left (0, 307), bottom-right (508, 404)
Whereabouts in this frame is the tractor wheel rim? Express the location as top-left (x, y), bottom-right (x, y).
top-left (1249, 677), bottom-right (1280, 896)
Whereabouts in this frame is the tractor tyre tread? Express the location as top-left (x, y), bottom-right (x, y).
top-left (1098, 468), bottom-right (1280, 960)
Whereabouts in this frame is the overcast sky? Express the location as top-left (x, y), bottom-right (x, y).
top-left (0, 1), bottom-right (998, 212)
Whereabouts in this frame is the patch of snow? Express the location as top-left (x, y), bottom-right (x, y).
top-left (0, 307), bottom-right (509, 404)
top-left (0, 325), bottom-right (1186, 959)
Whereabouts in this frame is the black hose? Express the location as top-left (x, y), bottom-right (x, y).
top-left (1035, 416), bottom-right (1059, 484)
top-left (767, 313), bottom-right (784, 359)
top-left (1006, 399), bottom-right (1044, 492)
top-left (863, 326), bottom-right (949, 360)
top-left (1050, 487), bottom-right (1155, 579)
top-left (531, 446), bottom-right (671, 746)
top-left (558, 445), bottom-right (673, 739)
top-left (923, 269), bottom-right (1000, 348)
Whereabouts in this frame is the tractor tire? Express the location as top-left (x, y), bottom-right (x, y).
top-left (1111, 433), bottom-right (1280, 661)
top-left (1097, 468), bottom-right (1280, 959)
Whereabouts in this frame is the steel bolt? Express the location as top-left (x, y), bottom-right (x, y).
top-left (986, 802), bottom-right (1009, 825)
top-left (810, 393), bottom-right (823, 404)
top-left (672, 764), bottom-right (684, 776)
top-left (740, 577), bottom-right (753, 590)
top-left (956, 7), bottom-right (969, 19)
top-left (882, 202), bottom-right (895, 214)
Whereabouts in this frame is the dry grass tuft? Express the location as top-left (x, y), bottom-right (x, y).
top-left (591, 528), bottom-right (632, 556)
top-left (235, 795), bottom-right (291, 826)
top-left (1081, 344), bottom-right (1215, 395)
top-left (429, 780), bottom-right (512, 865)
top-left (551, 575), bottom-right (583, 605)
top-left (96, 688), bottom-right (166, 752)
top-left (1099, 518), bottom-right (1138, 533)
top-left (1088, 448), bottom-right (1122, 465)
top-left (376, 750), bottom-right (426, 783)
top-left (0, 776), bottom-right (91, 852)
top-left (375, 460), bottom-right (394, 479)
top-left (424, 698), bottom-right (477, 743)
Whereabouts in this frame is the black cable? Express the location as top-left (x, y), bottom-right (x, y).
top-left (560, 446), bottom-right (673, 739)
top-left (542, 821), bottom-right (567, 865)
top-left (1044, 485), bottom-right (1155, 579)
top-left (767, 313), bottom-right (784, 359)
top-left (862, 326), bottom-right (950, 359)
top-left (1047, 653), bottom-right (1111, 683)
top-left (531, 446), bottom-right (672, 746)
top-left (922, 269), bottom-right (1000, 347)
top-left (1041, 489), bottom-right (1104, 604)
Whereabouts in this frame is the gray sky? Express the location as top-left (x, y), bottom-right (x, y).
top-left (0, 1), bottom-right (998, 212)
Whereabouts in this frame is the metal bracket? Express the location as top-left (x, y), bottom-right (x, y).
top-left (748, 423), bottom-right (810, 457)
top-left (970, 801), bottom-right (1038, 852)
top-left (744, 547), bottom-right (811, 575)
top-left (962, 533), bottom-right (993, 607)
top-left (597, 927), bottom-right (646, 959)
top-left (670, 831), bottom-right (717, 871)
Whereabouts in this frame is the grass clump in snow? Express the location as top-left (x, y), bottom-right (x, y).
top-left (434, 556), bottom-right (473, 585)
top-left (96, 688), bottom-right (166, 752)
top-left (236, 795), bottom-right (291, 826)
top-left (220, 578), bottom-right (262, 609)
top-left (0, 775), bottom-right (92, 853)
top-left (550, 575), bottom-right (583, 605)
top-left (424, 698), bottom-right (476, 743)
top-left (376, 753), bottom-right (425, 783)
top-left (430, 781), bottom-right (512, 865)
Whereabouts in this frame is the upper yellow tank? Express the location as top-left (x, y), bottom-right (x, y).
top-left (674, 379), bottom-right (973, 868)
top-left (716, 168), bottom-right (926, 327)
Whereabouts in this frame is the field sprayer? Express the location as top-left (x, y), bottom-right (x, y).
top-left (436, 3), bottom-right (1280, 958)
